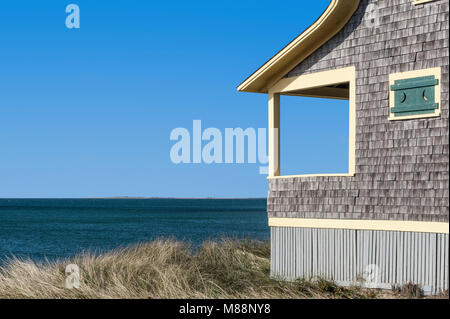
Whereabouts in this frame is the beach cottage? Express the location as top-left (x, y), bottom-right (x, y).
top-left (238, 0), bottom-right (449, 294)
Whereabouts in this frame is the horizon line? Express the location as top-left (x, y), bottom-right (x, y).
top-left (0, 197), bottom-right (268, 200)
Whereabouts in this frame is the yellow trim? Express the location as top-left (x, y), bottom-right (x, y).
top-left (284, 87), bottom-right (349, 100)
top-left (413, 0), bottom-right (437, 4)
top-left (269, 218), bottom-right (450, 234)
top-left (388, 67), bottom-right (441, 121)
top-left (268, 173), bottom-right (353, 180)
top-left (237, 0), bottom-right (360, 93)
top-left (268, 93), bottom-right (280, 176)
top-left (269, 67), bottom-right (353, 94)
top-left (267, 66), bottom-right (356, 179)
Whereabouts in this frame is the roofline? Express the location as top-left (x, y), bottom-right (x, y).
top-left (237, 0), bottom-right (361, 93)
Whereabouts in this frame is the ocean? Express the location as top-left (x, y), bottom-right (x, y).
top-left (0, 198), bottom-right (268, 263)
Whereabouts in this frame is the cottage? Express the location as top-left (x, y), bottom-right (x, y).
top-left (238, 0), bottom-right (449, 294)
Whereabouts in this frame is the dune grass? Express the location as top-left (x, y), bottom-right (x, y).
top-left (0, 238), bottom-right (445, 299)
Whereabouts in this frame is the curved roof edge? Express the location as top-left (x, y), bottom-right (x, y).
top-left (237, 0), bottom-right (361, 93)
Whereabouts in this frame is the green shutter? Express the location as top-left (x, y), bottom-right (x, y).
top-left (390, 75), bottom-right (438, 117)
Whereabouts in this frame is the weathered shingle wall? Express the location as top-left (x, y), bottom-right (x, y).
top-left (268, 0), bottom-right (449, 222)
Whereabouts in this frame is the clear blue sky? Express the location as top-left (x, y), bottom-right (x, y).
top-left (0, 1), bottom-right (349, 198)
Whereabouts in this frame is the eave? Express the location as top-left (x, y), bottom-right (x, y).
top-left (237, 0), bottom-right (361, 94)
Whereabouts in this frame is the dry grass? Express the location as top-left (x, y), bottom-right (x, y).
top-left (0, 238), bottom-right (444, 299)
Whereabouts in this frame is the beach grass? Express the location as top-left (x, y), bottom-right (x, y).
top-left (0, 238), bottom-right (446, 299)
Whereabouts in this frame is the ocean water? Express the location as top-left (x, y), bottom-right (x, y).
top-left (0, 198), bottom-right (268, 263)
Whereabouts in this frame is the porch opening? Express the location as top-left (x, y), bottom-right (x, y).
top-left (280, 94), bottom-right (349, 176)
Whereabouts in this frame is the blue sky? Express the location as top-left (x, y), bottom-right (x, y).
top-left (0, 1), bottom-right (348, 198)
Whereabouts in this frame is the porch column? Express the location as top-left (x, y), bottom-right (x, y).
top-left (268, 93), bottom-right (280, 176)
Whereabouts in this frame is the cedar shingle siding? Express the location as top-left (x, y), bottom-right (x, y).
top-left (268, 0), bottom-right (449, 223)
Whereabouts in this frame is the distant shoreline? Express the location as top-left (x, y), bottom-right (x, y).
top-left (86, 197), bottom-right (267, 200)
top-left (0, 197), bottom-right (267, 200)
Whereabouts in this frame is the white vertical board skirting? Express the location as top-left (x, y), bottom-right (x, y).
top-left (270, 227), bottom-right (449, 295)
